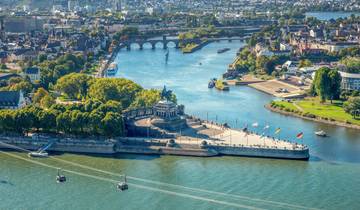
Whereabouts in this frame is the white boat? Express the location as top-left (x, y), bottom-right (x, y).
top-left (106, 62), bottom-right (118, 77)
top-left (28, 151), bottom-right (48, 158)
top-left (28, 140), bottom-right (54, 158)
top-left (315, 130), bottom-right (327, 137)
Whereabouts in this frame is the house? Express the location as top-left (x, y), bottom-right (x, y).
top-left (282, 61), bottom-right (297, 74)
top-left (0, 73), bottom-right (20, 81)
top-left (0, 90), bottom-right (26, 109)
top-left (0, 51), bottom-right (7, 63)
top-left (339, 71), bottom-right (360, 91)
top-left (280, 43), bottom-right (293, 51)
top-left (24, 67), bottom-right (41, 83)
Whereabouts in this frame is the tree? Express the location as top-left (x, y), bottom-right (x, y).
top-left (40, 95), bottom-right (55, 108)
top-left (88, 78), bottom-right (142, 108)
top-left (100, 112), bottom-right (124, 137)
top-left (38, 54), bottom-right (47, 63)
top-left (38, 110), bottom-right (57, 132)
top-left (55, 73), bottom-right (92, 99)
top-left (313, 67), bottom-right (331, 102)
top-left (344, 97), bottom-right (360, 119)
top-left (328, 69), bottom-right (341, 103)
top-left (130, 89), bottom-right (161, 108)
top-left (299, 59), bottom-right (312, 68)
top-left (33, 88), bottom-right (49, 104)
top-left (56, 111), bottom-right (72, 133)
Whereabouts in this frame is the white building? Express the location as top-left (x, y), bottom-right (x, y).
top-left (339, 71), bottom-right (360, 91)
top-left (0, 91), bottom-right (26, 109)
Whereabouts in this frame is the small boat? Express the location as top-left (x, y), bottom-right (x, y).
top-left (217, 48), bottom-right (230, 54)
top-left (106, 62), bottom-right (118, 77)
top-left (117, 175), bottom-right (128, 191)
top-left (56, 168), bottom-right (66, 183)
top-left (208, 78), bottom-right (216, 88)
top-left (252, 122), bottom-right (259, 127)
top-left (28, 151), bottom-right (48, 158)
top-left (315, 130), bottom-right (327, 137)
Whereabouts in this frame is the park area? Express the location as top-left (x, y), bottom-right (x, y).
top-left (271, 98), bottom-right (360, 126)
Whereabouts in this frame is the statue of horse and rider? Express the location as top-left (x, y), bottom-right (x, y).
top-left (161, 86), bottom-right (173, 101)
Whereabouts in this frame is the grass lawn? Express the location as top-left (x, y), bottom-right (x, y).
top-left (272, 98), bottom-right (360, 126)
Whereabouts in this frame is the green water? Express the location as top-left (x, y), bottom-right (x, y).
top-left (1, 41), bottom-right (359, 209)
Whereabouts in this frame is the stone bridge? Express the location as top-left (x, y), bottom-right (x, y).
top-left (119, 36), bottom-right (186, 50)
top-left (118, 35), bottom-right (248, 51)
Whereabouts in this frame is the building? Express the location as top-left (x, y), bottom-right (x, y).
top-left (0, 73), bottom-right (20, 81)
top-left (0, 91), bottom-right (26, 109)
top-left (339, 71), bottom-right (360, 91)
top-left (24, 67), bottom-right (40, 83)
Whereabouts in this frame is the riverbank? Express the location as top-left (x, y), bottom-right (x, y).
top-left (181, 40), bottom-right (211, 53)
top-left (266, 103), bottom-right (360, 130)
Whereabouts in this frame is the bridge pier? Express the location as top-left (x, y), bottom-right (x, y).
top-left (126, 45), bottom-right (131, 51)
top-left (151, 43), bottom-right (156, 50)
top-left (163, 42), bottom-right (168, 50)
top-left (139, 43), bottom-right (143, 50)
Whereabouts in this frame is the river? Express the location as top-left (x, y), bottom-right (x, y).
top-left (305, 11), bottom-right (360, 20)
top-left (1, 41), bottom-right (360, 210)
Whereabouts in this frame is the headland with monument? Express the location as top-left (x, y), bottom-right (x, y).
top-left (0, 87), bottom-right (310, 160)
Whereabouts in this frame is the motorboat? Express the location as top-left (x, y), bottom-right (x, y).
top-left (315, 130), bottom-right (327, 137)
top-left (106, 62), bottom-right (118, 77)
top-left (28, 151), bottom-right (48, 158)
top-left (217, 48), bottom-right (230, 54)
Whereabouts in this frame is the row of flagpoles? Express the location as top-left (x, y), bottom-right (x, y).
top-left (249, 122), bottom-right (304, 140)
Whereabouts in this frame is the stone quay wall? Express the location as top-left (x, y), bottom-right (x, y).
top-left (0, 136), bottom-right (116, 154)
top-left (211, 145), bottom-right (309, 160)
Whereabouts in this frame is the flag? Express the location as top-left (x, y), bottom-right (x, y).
top-left (275, 127), bottom-right (281, 134)
top-left (296, 132), bottom-right (303, 139)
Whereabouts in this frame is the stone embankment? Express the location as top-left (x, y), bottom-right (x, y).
top-left (0, 130), bottom-right (309, 160)
top-left (0, 136), bottom-right (116, 154)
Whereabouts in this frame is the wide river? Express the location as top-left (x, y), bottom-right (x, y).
top-left (1, 41), bottom-right (360, 210)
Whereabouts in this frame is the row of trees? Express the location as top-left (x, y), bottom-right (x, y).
top-left (0, 101), bottom-right (124, 137)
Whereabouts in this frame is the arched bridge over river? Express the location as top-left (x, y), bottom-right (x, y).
top-left (118, 36), bottom-right (248, 50)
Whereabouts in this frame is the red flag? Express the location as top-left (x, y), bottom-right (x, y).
top-left (296, 132), bottom-right (303, 139)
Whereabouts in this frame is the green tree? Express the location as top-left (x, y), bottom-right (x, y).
top-left (328, 69), bottom-right (341, 103)
top-left (88, 78), bottom-right (142, 108)
top-left (344, 97), bottom-right (360, 119)
top-left (313, 67), bottom-right (331, 102)
top-left (40, 95), bottom-right (55, 108)
top-left (100, 112), bottom-right (124, 137)
top-left (38, 110), bottom-right (57, 132)
top-left (33, 87), bottom-right (49, 104)
top-left (299, 59), bottom-right (312, 68)
top-left (55, 73), bottom-right (92, 99)
top-left (130, 89), bottom-right (161, 108)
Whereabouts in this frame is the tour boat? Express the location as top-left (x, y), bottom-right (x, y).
top-left (217, 48), bottom-right (230, 54)
top-left (315, 130), bottom-right (327, 137)
top-left (28, 151), bottom-right (48, 158)
top-left (106, 62), bottom-right (118, 77)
